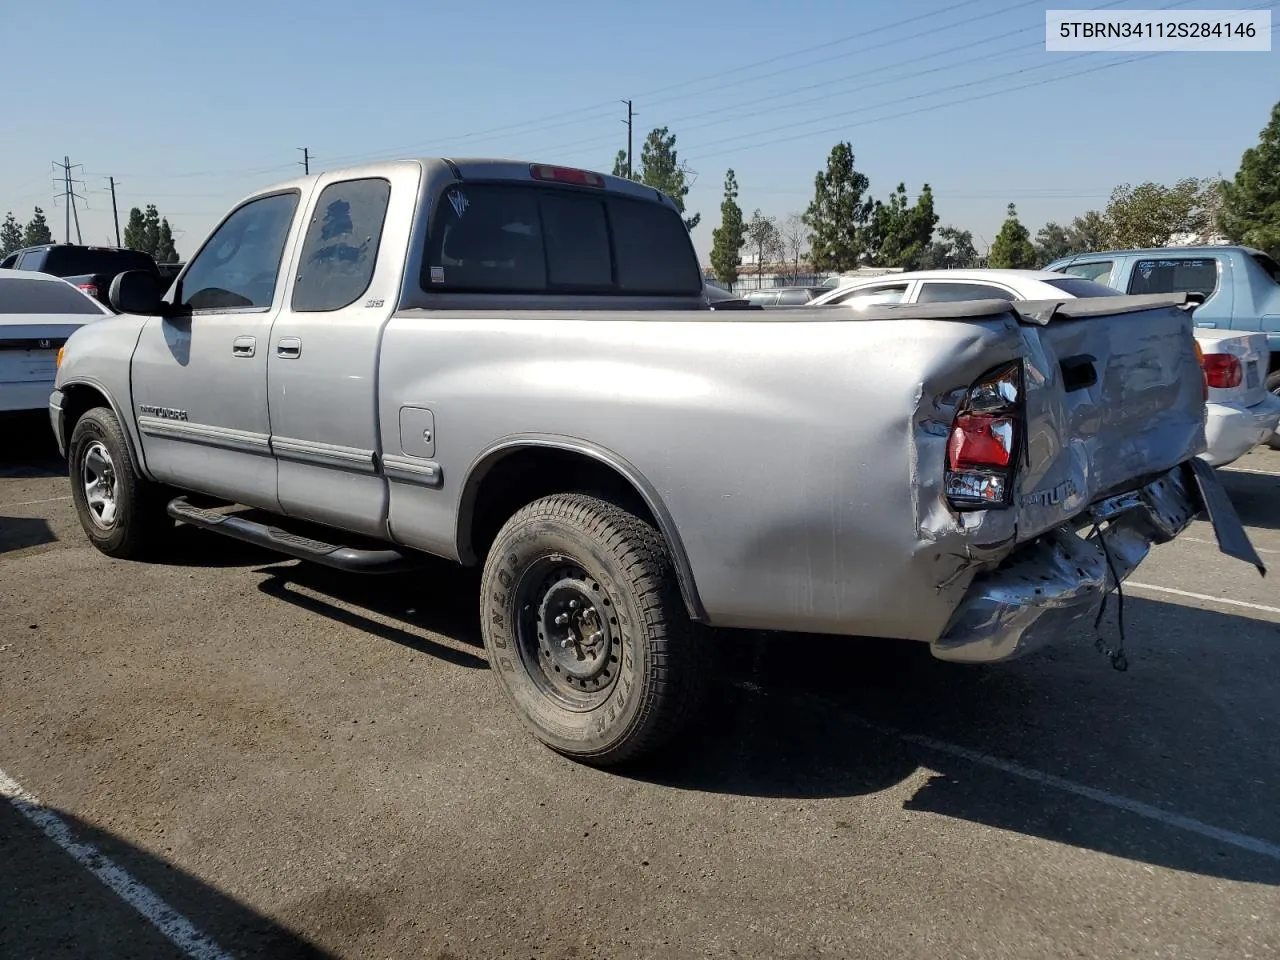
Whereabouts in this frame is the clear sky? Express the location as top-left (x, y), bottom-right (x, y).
top-left (2, 0), bottom-right (1276, 263)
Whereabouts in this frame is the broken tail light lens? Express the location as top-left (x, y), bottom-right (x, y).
top-left (1200, 352), bottom-right (1242, 389)
top-left (945, 361), bottom-right (1022, 510)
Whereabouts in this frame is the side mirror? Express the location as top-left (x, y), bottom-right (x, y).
top-left (109, 270), bottom-right (166, 315)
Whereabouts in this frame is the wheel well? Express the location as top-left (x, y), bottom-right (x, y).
top-left (460, 445), bottom-right (705, 621)
top-left (466, 447), bottom-right (654, 561)
top-left (60, 383), bottom-right (111, 439)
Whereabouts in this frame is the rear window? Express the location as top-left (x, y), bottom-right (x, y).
top-left (917, 281), bottom-right (1016, 303)
top-left (38, 247), bottom-right (157, 277)
top-left (1058, 260), bottom-right (1113, 283)
top-left (420, 182), bottom-right (701, 296)
top-left (1252, 253), bottom-right (1280, 284)
top-left (1127, 258), bottom-right (1219, 298)
top-left (0, 277), bottom-right (106, 315)
top-left (1043, 277), bottom-right (1123, 297)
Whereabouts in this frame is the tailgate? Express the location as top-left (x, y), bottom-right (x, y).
top-left (1009, 295), bottom-right (1206, 540)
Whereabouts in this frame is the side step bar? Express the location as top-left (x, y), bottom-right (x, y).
top-left (166, 497), bottom-right (416, 574)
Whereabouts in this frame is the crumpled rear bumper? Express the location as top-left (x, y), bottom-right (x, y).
top-left (932, 461), bottom-right (1221, 664)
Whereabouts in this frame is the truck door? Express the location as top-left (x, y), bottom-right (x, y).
top-left (266, 168), bottom-right (414, 537)
top-left (130, 189), bottom-right (307, 509)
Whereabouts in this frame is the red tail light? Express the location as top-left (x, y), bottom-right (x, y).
top-left (944, 362), bottom-right (1023, 509)
top-left (1200, 353), bottom-right (1242, 389)
top-left (77, 282), bottom-right (98, 298)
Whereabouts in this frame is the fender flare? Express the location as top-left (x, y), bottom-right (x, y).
top-left (456, 434), bottom-right (708, 623)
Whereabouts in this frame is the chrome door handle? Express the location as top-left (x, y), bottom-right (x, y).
top-left (276, 337), bottom-right (302, 358)
top-left (232, 336), bottom-right (256, 358)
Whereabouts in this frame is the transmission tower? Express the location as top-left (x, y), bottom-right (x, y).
top-left (51, 156), bottom-right (87, 244)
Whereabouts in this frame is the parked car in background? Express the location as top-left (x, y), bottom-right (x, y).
top-left (1046, 246), bottom-right (1280, 448)
top-left (741, 285), bottom-right (828, 307)
top-left (0, 243), bottom-right (164, 310)
top-left (807, 268), bottom-right (1280, 468)
top-left (1, 271), bottom-right (111, 413)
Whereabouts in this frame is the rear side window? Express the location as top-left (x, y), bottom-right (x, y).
top-left (775, 288), bottom-right (814, 305)
top-left (830, 283), bottom-right (908, 305)
top-left (917, 282), bottom-right (1016, 303)
top-left (43, 247), bottom-right (157, 276)
top-left (0, 277), bottom-right (105, 314)
top-left (421, 182), bottom-right (701, 296)
top-left (1127, 258), bottom-right (1219, 298)
top-left (292, 178), bottom-right (391, 312)
top-left (1059, 260), bottom-right (1113, 283)
top-left (15, 250), bottom-right (47, 271)
top-left (1251, 253), bottom-right (1280, 284)
top-left (1043, 277), bottom-right (1123, 297)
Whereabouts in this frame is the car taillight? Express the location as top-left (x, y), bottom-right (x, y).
top-left (944, 361), bottom-right (1023, 509)
top-left (529, 164), bottom-right (606, 187)
top-left (1200, 352), bottom-right (1242, 389)
top-left (78, 282), bottom-right (98, 298)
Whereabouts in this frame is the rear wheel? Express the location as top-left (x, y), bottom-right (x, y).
top-left (68, 407), bottom-right (173, 559)
top-left (1266, 371), bottom-right (1280, 450)
top-left (479, 492), bottom-right (707, 766)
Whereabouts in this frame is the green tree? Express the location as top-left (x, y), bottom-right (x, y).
top-left (803, 141), bottom-right (873, 272)
top-left (155, 218), bottom-right (179, 263)
top-left (988, 203), bottom-right (1037, 269)
top-left (1, 211), bottom-right (23, 255)
top-left (636, 127), bottom-right (699, 231)
top-left (611, 149), bottom-right (634, 181)
top-left (123, 207), bottom-right (148, 252)
top-left (866, 182), bottom-right (938, 269)
top-left (919, 225), bottom-right (979, 270)
top-left (142, 204), bottom-right (162, 256)
top-left (744, 209), bottom-right (782, 284)
top-left (1105, 178), bottom-right (1214, 248)
top-left (1033, 222), bottom-right (1073, 265)
top-left (1220, 100), bottom-right (1280, 257)
top-left (1066, 210), bottom-right (1113, 252)
top-left (709, 169), bottom-right (745, 287)
top-left (22, 206), bottom-right (53, 246)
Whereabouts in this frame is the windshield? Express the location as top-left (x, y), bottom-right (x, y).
top-left (1043, 277), bottom-right (1124, 297)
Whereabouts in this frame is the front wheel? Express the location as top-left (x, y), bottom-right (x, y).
top-left (67, 407), bottom-right (173, 559)
top-left (480, 492), bottom-right (708, 766)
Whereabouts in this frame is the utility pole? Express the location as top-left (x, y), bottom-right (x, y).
top-left (298, 147), bottom-right (311, 175)
top-left (107, 176), bottom-right (121, 246)
top-left (51, 156), bottom-right (86, 244)
top-left (620, 100), bottom-right (634, 179)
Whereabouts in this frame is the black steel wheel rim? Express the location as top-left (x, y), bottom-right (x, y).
top-left (514, 555), bottom-right (622, 711)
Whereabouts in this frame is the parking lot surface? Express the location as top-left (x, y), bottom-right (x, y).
top-left (2, 412), bottom-right (1278, 959)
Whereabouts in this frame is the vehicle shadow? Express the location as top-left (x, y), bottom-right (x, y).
top-left (616, 596), bottom-right (1280, 886)
top-left (0, 515), bottom-right (57, 554)
top-left (0, 412), bottom-right (64, 479)
top-left (254, 557), bottom-right (487, 670)
top-left (0, 800), bottom-right (334, 959)
top-left (1219, 468), bottom-right (1280, 530)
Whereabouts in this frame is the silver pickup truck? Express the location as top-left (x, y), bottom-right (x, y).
top-left (49, 157), bottom-right (1263, 766)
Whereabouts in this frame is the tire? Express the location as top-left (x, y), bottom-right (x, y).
top-left (1266, 371), bottom-right (1280, 451)
top-left (67, 406), bottom-right (174, 559)
top-left (480, 492), bottom-right (708, 766)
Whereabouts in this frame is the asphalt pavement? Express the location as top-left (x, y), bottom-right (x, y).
top-left (2, 411), bottom-right (1278, 960)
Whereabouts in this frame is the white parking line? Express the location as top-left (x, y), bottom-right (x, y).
top-left (0, 495), bottom-right (72, 508)
top-left (1221, 466), bottom-right (1280, 478)
top-left (1126, 582), bottom-right (1280, 616)
top-left (0, 767), bottom-right (232, 960)
top-left (733, 686), bottom-right (1280, 863)
top-left (1183, 535), bottom-right (1280, 556)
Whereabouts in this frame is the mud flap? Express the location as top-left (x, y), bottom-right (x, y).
top-left (1189, 457), bottom-right (1267, 576)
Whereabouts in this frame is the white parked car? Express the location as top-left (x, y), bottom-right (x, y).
top-left (807, 269), bottom-right (1280, 468)
top-left (1, 271), bottom-right (112, 413)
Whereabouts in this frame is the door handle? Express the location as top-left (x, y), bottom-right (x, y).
top-left (232, 336), bottom-right (256, 358)
top-left (276, 337), bottom-right (302, 359)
